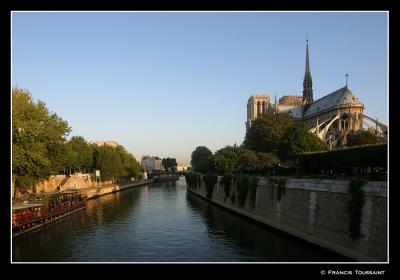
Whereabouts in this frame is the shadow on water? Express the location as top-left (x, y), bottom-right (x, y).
top-left (185, 191), bottom-right (352, 262)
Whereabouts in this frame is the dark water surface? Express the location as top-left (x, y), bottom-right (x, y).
top-left (12, 177), bottom-right (349, 262)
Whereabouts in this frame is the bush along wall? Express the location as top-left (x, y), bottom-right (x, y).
top-left (221, 174), bottom-right (233, 201)
top-left (184, 173), bottom-right (192, 188)
top-left (234, 175), bottom-right (259, 208)
top-left (269, 177), bottom-right (286, 201)
top-left (203, 172), bottom-right (218, 199)
top-left (347, 179), bottom-right (366, 241)
top-left (248, 176), bottom-right (259, 209)
top-left (236, 175), bottom-right (250, 207)
top-left (185, 172), bottom-right (201, 190)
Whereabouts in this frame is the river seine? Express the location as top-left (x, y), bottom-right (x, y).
top-left (12, 177), bottom-right (349, 262)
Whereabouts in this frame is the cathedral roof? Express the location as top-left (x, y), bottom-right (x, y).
top-left (285, 86), bottom-right (363, 119)
top-left (302, 86), bottom-right (363, 118)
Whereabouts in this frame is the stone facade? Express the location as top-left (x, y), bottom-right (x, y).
top-left (279, 95), bottom-right (303, 106)
top-left (246, 95), bottom-right (274, 129)
top-left (59, 173), bottom-right (95, 191)
top-left (188, 177), bottom-right (387, 261)
top-left (141, 156), bottom-right (163, 171)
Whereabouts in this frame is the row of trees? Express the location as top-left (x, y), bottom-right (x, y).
top-left (190, 113), bottom-right (384, 177)
top-left (190, 114), bottom-right (327, 176)
top-left (12, 87), bottom-right (141, 194)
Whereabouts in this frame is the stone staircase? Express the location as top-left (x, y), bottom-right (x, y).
top-left (57, 176), bottom-right (70, 191)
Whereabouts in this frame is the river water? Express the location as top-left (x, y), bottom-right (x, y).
top-left (12, 177), bottom-right (349, 262)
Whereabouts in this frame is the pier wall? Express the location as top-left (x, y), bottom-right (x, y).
top-left (188, 177), bottom-right (387, 262)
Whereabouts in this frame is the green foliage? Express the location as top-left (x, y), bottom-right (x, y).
top-left (162, 157), bottom-right (177, 171)
top-left (197, 173), bottom-right (202, 188)
top-left (12, 87), bottom-right (71, 191)
top-left (184, 173), bottom-right (191, 188)
top-left (248, 176), bottom-right (259, 209)
top-left (12, 86), bottom-right (142, 193)
top-left (243, 114), bottom-right (327, 163)
top-left (230, 193), bottom-right (236, 204)
top-left (213, 146), bottom-right (279, 175)
top-left (185, 172), bottom-right (200, 190)
top-left (279, 123), bottom-right (327, 160)
top-left (213, 146), bottom-right (240, 174)
top-left (64, 136), bottom-right (94, 172)
top-left (347, 130), bottom-right (383, 147)
top-left (236, 175), bottom-right (250, 207)
top-left (297, 144), bottom-right (387, 174)
top-left (221, 174), bottom-right (233, 200)
top-left (243, 114), bottom-right (293, 153)
top-left (93, 144), bottom-right (141, 182)
top-left (269, 177), bottom-right (286, 201)
top-left (203, 172), bottom-right (218, 199)
top-left (347, 179), bottom-right (366, 241)
top-left (94, 145), bottom-right (122, 182)
top-left (255, 152), bottom-right (280, 174)
top-left (191, 146), bottom-right (213, 174)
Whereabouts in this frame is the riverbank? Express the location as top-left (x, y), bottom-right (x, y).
top-left (81, 175), bottom-right (180, 199)
top-left (82, 180), bottom-right (153, 199)
top-left (187, 176), bottom-right (387, 262)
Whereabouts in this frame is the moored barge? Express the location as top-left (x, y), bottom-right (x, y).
top-left (12, 190), bottom-right (87, 237)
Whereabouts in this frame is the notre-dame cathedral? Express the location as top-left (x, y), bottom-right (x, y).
top-left (246, 39), bottom-right (387, 149)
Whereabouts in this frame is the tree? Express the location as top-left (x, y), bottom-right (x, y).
top-left (93, 145), bottom-right (122, 182)
top-left (115, 145), bottom-right (141, 179)
top-left (347, 130), bottom-right (383, 147)
top-left (235, 148), bottom-right (258, 174)
top-left (12, 87), bottom-right (71, 195)
top-left (93, 144), bottom-right (141, 183)
top-left (191, 146), bottom-right (213, 174)
top-left (213, 146), bottom-right (279, 175)
top-left (162, 157), bottom-right (177, 171)
top-left (279, 123), bottom-right (327, 160)
top-left (213, 146), bottom-right (240, 174)
top-left (64, 136), bottom-right (93, 174)
top-left (243, 113), bottom-right (293, 153)
top-left (255, 152), bottom-right (280, 173)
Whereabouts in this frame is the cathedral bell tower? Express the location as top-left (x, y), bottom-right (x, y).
top-left (302, 37), bottom-right (314, 104)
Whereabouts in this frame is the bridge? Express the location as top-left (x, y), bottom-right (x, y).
top-left (148, 171), bottom-right (184, 181)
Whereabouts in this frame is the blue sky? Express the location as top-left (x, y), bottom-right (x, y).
top-left (12, 12), bottom-right (388, 163)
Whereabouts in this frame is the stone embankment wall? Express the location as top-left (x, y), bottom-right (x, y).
top-left (33, 175), bottom-right (67, 193)
top-left (188, 177), bottom-right (387, 262)
top-left (83, 180), bottom-right (153, 199)
top-left (13, 174), bottom-right (97, 197)
top-left (59, 173), bottom-right (95, 191)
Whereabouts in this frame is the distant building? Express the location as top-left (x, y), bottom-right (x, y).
top-left (89, 140), bottom-right (119, 148)
top-left (141, 156), bottom-right (163, 172)
top-left (176, 163), bottom-right (191, 171)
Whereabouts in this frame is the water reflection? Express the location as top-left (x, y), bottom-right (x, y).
top-left (13, 186), bottom-right (143, 262)
top-left (185, 192), bottom-right (350, 262)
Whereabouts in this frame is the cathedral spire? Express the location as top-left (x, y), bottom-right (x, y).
top-left (303, 35), bottom-right (313, 104)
